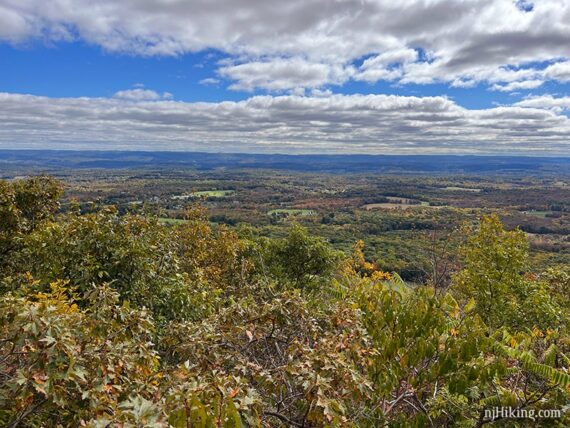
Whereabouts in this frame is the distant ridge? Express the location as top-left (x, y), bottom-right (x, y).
top-left (0, 150), bottom-right (569, 175)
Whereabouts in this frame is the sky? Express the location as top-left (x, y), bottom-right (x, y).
top-left (1, 0), bottom-right (570, 155)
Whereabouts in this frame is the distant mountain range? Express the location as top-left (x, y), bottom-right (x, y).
top-left (0, 150), bottom-right (569, 175)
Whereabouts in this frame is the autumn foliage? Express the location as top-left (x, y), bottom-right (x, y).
top-left (1, 177), bottom-right (569, 427)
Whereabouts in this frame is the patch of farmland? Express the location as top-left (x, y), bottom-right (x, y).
top-left (268, 209), bottom-right (316, 216)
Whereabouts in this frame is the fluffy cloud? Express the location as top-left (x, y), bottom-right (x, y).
top-left (1, 0), bottom-right (570, 92)
top-left (219, 58), bottom-right (355, 91)
top-left (544, 61), bottom-right (570, 82)
top-left (515, 95), bottom-right (570, 113)
top-left (491, 80), bottom-right (544, 92)
top-left (199, 78), bottom-right (220, 86)
top-left (0, 91), bottom-right (568, 154)
top-left (355, 49), bottom-right (418, 83)
top-left (113, 89), bottom-right (173, 101)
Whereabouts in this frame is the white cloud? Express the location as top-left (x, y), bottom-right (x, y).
top-left (0, 91), bottom-right (568, 155)
top-left (355, 49), bottom-right (417, 83)
top-left (0, 4), bottom-right (32, 41)
top-left (491, 79), bottom-right (544, 92)
top-left (218, 58), bottom-right (355, 91)
top-left (1, 0), bottom-right (570, 91)
top-left (113, 89), bottom-right (172, 101)
top-left (310, 88), bottom-right (333, 97)
top-left (544, 61), bottom-right (570, 82)
top-left (199, 78), bottom-right (220, 85)
top-left (515, 95), bottom-right (570, 113)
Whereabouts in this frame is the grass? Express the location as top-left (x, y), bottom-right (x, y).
top-left (171, 190), bottom-right (235, 200)
top-left (268, 209), bottom-right (316, 216)
top-left (362, 201), bottom-right (444, 210)
top-left (444, 186), bottom-right (482, 192)
top-left (193, 190), bottom-right (235, 197)
top-left (524, 210), bottom-right (552, 218)
top-left (159, 217), bottom-right (187, 225)
top-left (362, 203), bottom-right (420, 210)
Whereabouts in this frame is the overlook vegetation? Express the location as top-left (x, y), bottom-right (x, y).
top-left (1, 176), bottom-right (569, 427)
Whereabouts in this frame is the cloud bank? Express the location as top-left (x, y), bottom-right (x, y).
top-left (1, 0), bottom-right (570, 92)
top-left (1, 92), bottom-right (568, 155)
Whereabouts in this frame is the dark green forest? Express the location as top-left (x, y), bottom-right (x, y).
top-left (1, 176), bottom-right (569, 427)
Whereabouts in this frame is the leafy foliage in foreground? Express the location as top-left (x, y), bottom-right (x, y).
top-left (1, 177), bottom-right (569, 427)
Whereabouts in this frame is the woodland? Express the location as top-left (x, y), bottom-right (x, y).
top-left (1, 176), bottom-right (569, 427)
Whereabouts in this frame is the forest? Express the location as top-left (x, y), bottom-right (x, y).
top-left (44, 166), bottom-right (570, 283)
top-left (1, 175), bottom-right (570, 427)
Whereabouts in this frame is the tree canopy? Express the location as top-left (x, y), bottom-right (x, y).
top-left (1, 177), bottom-right (569, 427)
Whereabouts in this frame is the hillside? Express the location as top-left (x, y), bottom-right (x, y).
top-left (1, 176), bottom-right (569, 427)
top-left (1, 151), bottom-right (569, 175)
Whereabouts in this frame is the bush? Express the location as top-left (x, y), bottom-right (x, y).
top-left (1, 178), bottom-right (569, 426)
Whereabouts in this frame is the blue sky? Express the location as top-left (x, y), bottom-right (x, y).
top-left (0, 0), bottom-right (569, 155)
top-left (1, 42), bottom-right (554, 109)
top-left (0, 44), bottom-right (240, 102)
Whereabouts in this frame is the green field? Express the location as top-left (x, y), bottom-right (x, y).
top-left (159, 217), bottom-right (187, 225)
top-left (363, 201), bottom-right (441, 210)
top-left (268, 209), bottom-right (315, 216)
top-left (193, 190), bottom-right (235, 197)
top-left (524, 210), bottom-right (552, 218)
top-left (444, 186), bottom-right (482, 192)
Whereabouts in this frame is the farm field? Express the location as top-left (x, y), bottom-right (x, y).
top-left (171, 189), bottom-right (235, 199)
top-left (159, 217), bottom-right (187, 224)
top-left (2, 164), bottom-right (566, 283)
top-left (193, 190), bottom-right (235, 197)
top-left (268, 208), bottom-right (316, 216)
top-left (362, 201), bottom-right (438, 210)
top-left (524, 210), bottom-right (553, 218)
top-left (444, 186), bottom-right (482, 192)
